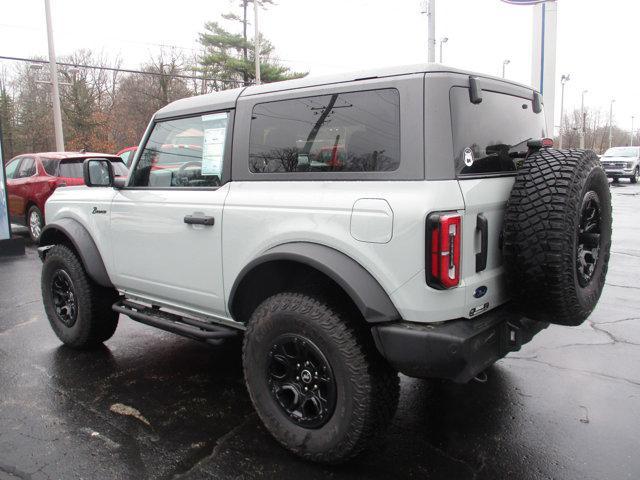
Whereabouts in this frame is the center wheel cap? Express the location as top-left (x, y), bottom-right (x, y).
top-left (300, 370), bottom-right (312, 383)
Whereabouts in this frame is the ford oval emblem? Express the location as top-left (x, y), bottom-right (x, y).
top-left (474, 286), bottom-right (488, 298)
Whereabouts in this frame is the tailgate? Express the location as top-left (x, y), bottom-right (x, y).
top-left (458, 177), bottom-right (513, 317)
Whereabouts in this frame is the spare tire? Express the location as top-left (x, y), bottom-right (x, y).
top-left (502, 148), bottom-right (612, 326)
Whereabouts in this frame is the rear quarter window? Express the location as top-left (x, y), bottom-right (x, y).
top-left (42, 158), bottom-right (60, 176)
top-left (450, 87), bottom-right (546, 176)
top-left (249, 88), bottom-right (401, 174)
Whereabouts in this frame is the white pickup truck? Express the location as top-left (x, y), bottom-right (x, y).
top-left (38, 64), bottom-right (611, 463)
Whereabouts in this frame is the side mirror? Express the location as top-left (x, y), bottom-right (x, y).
top-left (83, 158), bottom-right (114, 187)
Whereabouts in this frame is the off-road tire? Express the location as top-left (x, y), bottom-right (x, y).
top-left (630, 167), bottom-right (639, 184)
top-left (242, 292), bottom-right (399, 464)
top-left (502, 148), bottom-right (612, 326)
top-left (27, 205), bottom-right (44, 242)
top-left (42, 245), bottom-right (119, 348)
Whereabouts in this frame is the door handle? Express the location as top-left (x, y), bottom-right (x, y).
top-left (184, 214), bottom-right (215, 226)
top-left (475, 213), bottom-right (488, 272)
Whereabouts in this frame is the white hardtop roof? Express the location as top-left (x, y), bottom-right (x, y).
top-left (155, 63), bottom-right (536, 120)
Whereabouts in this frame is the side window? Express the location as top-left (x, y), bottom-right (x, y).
top-left (119, 150), bottom-right (131, 166)
top-left (249, 89), bottom-right (401, 174)
top-left (42, 158), bottom-right (59, 176)
top-left (4, 159), bottom-right (21, 179)
top-left (15, 158), bottom-right (36, 178)
top-left (131, 112), bottom-right (229, 188)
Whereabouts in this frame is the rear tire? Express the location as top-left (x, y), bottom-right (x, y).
top-left (42, 245), bottom-right (119, 348)
top-left (503, 149), bottom-right (612, 326)
top-left (242, 292), bottom-right (399, 464)
top-left (27, 205), bottom-right (43, 242)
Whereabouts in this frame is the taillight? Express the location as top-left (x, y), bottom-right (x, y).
top-left (426, 212), bottom-right (461, 289)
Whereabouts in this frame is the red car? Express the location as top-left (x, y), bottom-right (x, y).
top-left (116, 146), bottom-right (137, 167)
top-left (4, 152), bottom-right (128, 241)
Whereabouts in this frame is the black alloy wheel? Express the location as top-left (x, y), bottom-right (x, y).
top-left (51, 269), bottom-right (78, 327)
top-left (576, 191), bottom-right (602, 288)
top-left (267, 334), bottom-right (336, 429)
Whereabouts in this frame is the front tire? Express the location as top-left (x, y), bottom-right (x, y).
top-left (27, 205), bottom-right (44, 242)
top-left (242, 292), bottom-right (399, 463)
top-left (630, 167), bottom-right (639, 184)
top-left (42, 245), bottom-right (119, 349)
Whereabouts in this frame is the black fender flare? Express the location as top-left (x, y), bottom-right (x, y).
top-left (39, 218), bottom-right (114, 288)
top-left (229, 242), bottom-right (400, 324)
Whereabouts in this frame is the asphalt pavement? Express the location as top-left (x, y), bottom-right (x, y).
top-left (1, 181), bottom-right (639, 480)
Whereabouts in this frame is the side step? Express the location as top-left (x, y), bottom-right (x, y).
top-left (112, 299), bottom-right (239, 346)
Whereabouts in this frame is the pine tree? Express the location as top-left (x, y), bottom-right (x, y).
top-left (198, 0), bottom-right (306, 89)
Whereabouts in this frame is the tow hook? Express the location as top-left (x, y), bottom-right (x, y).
top-left (473, 370), bottom-right (488, 383)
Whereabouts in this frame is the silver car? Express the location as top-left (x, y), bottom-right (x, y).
top-left (601, 146), bottom-right (640, 183)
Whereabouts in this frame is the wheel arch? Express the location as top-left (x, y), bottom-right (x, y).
top-left (229, 242), bottom-right (400, 324)
top-left (39, 218), bottom-right (114, 288)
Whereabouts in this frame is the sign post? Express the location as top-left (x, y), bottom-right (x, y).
top-left (502, 0), bottom-right (557, 135)
top-left (0, 121), bottom-right (25, 256)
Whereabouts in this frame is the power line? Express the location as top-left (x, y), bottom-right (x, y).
top-left (0, 54), bottom-right (249, 85)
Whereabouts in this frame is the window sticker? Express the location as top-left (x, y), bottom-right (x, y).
top-left (201, 113), bottom-right (228, 177)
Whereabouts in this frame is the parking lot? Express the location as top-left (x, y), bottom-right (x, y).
top-left (0, 180), bottom-right (638, 480)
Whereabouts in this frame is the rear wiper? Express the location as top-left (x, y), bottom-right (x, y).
top-left (507, 138), bottom-right (535, 158)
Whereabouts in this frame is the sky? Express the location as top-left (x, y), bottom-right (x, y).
top-left (1, 0), bottom-right (638, 134)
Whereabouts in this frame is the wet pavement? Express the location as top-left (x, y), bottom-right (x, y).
top-left (1, 181), bottom-right (639, 480)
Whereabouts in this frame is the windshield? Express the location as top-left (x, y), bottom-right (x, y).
top-left (603, 147), bottom-right (638, 157)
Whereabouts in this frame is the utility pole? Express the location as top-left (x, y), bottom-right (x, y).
top-left (631, 116), bottom-right (635, 147)
top-left (580, 89), bottom-right (588, 149)
top-left (502, 59), bottom-right (510, 78)
top-left (427, 0), bottom-right (435, 62)
top-left (558, 74), bottom-right (570, 149)
top-left (44, 0), bottom-right (64, 151)
top-left (439, 37), bottom-right (448, 63)
top-left (608, 99), bottom-right (615, 149)
top-left (253, 0), bottom-right (261, 85)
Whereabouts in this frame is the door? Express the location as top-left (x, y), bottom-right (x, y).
top-left (110, 111), bottom-right (233, 317)
top-left (8, 157), bottom-right (36, 222)
top-left (4, 158), bottom-right (22, 219)
top-left (448, 84), bottom-right (546, 315)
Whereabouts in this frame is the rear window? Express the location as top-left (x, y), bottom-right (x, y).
top-left (450, 87), bottom-right (546, 176)
top-left (249, 89), bottom-right (401, 174)
top-left (59, 158), bottom-right (128, 178)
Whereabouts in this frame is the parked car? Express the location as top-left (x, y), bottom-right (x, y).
top-left (600, 146), bottom-right (640, 183)
top-left (38, 64), bottom-right (611, 463)
top-left (115, 146), bottom-right (137, 167)
top-left (4, 152), bottom-right (128, 241)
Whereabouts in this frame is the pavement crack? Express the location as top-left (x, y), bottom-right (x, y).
top-left (610, 250), bottom-right (640, 258)
top-left (0, 318), bottom-right (38, 336)
top-left (597, 317), bottom-right (640, 325)
top-left (589, 320), bottom-right (640, 347)
top-left (171, 414), bottom-right (256, 479)
top-left (508, 356), bottom-right (640, 388)
top-left (605, 282), bottom-right (640, 291)
top-left (0, 462), bottom-right (32, 480)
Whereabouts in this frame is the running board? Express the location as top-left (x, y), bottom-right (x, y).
top-left (112, 299), bottom-right (239, 346)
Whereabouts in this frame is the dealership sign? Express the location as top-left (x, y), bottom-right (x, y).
top-left (500, 0), bottom-right (554, 4)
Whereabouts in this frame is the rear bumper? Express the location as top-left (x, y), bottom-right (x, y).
top-left (371, 304), bottom-right (548, 383)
